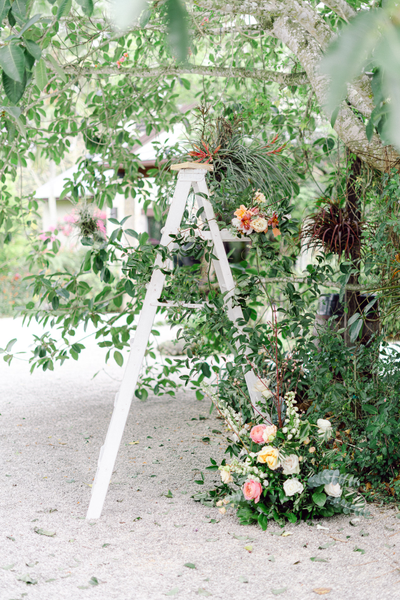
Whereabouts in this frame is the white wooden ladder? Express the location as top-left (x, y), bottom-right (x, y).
top-left (86, 164), bottom-right (264, 519)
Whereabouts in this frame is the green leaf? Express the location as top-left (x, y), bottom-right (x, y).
top-left (184, 562), bottom-right (196, 569)
top-left (11, 0), bottom-right (27, 20)
top-left (271, 589), bottom-right (287, 596)
top-left (57, 0), bottom-right (72, 19)
top-left (320, 11), bottom-right (384, 113)
top-left (23, 39), bottom-right (41, 60)
top-left (2, 69), bottom-right (26, 103)
top-left (34, 58), bottom-right (48, 90)
top-left (124, 279), bottom-right (135, 297)
top-left (166, 0), bottom-right (189, 64)
top-left (330, 106), bottom-right (339, 128)
top-left (0, 0), bottom-right (11, 21)
top-left (114, 350), bottom-right (123, 367)
top-left (46, 54), bottom-right (66, 82)
top-left (5, 338), bottom-right (17, 352)
top-left (180, 77), bottom-right (190, 89)
top-left (312, 492), bottom-right (327, 507)
top-left (165, 589), bottom-right (180, 596)
top-left (89, 576), bottom-right (99, 586)
top-left (0, 44), bottom-right (26, 82)
top-left (165, 489), bottom-right (173, 498)
top-left (76, 0), bottom-right (93, 16)
top-left (18, 13), bottom-right (42, 37)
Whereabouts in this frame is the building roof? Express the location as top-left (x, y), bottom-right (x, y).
top-left (35, 124), bottom-right (186, 200)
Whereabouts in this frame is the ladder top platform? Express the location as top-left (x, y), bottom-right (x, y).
top-left (171, 162), bottom-right (214, 172)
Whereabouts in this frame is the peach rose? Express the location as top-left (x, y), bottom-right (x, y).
top-left (250, 424), bottom-right (267, 444)
top-left (262, 424), bottom-right (277, 443)
top-left (243, 479), bottom-right (262, 504)
top-left (257, 445), bottom-right (280, 470)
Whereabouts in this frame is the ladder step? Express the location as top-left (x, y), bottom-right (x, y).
top-left (161, 227), bottom-right (251, 243)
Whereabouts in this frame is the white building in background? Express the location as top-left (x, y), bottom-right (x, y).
top-left (34, 125), bottom-right (186, 245)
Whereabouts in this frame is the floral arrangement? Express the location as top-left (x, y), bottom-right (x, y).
top-left (204, 390), bottom-right (367, 528)
top-left (231, 190), bottom-right (281, 237)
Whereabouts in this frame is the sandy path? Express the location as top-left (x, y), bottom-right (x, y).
top-left (1, 317), bottom-right (400, 600)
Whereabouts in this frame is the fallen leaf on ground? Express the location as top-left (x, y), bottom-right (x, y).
top-left (184, 563), bottom-right (196, 569)
top-left (165, 588), bottom-right (180, 596)
top-left (313, 588), bottom-right (331, 595)
top-left (268, 556), bottom-right (275, 562)
top-left (316, 524), bottom-right (329, 531)
top-left (318, 541), bottom-right (335, 549)
top-left (244, 545), bottom-right (253, 553)
top-left (271, 588), bottom-right (287, 595)
top-left (310, 557), bottom-right (329, 562)
top-left (353, 547), bottom-right (366, 554)
top-left (1, 564), bottom-right (15, 570)
top-left (89, 576), bottom-right (99, 586)
top-left (197, 589), bottom-right (212, 596)
top-left (34, 527), bottom-right (56, 537)
top-left (165, 490), bottom-right (173, 498)
top-left (239, 576), bottom-right (249, 583)
top-left (128, 441), bottom-right (139, 445)
top-left (17, 574), bottom-right (38, 584)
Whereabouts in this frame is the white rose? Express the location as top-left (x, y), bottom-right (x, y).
top-left (282, 454), bottom-right (300, 475)
top-left (283, 478), bottom-right (304, 497)
top-left (324, 482), bottom-right (342, 497)
top-left (220, 470), bottom-right (233, 484)
top-left (251, 217), bottom-right (269, 233)
top-left (317, 418), bottom-right (333, 438)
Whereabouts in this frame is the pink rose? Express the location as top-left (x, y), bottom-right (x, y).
top-left (243, 480), bottom-right (262, 504)
top-left (250, 424), bottom-right (267, 444)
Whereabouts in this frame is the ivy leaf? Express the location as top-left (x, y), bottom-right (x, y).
top-left (2, 70), bottom-right (26, 104)
top-left (0, 44), bottom-right (26, 82)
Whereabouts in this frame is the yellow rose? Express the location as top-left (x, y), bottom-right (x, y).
top-left (257, 445), bottom-right (280, 470)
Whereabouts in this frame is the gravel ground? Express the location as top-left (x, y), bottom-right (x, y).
top-left (1, 317), bottom-right (400, 600)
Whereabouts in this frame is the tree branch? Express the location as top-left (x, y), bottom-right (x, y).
top-left (321, 0), bottom-right (356, 22)
top-left (63, 63), bottom-right (308, 85)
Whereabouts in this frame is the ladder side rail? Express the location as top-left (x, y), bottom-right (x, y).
top-left (86, 176), bottom-right (193, 519)
top-left (193, 179), bottom-right (269, 417)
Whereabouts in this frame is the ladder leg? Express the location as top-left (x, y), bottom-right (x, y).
top-left (87, 176), bottom-right (193, 519)
top-left (86, 277), bottom-right (162, 519)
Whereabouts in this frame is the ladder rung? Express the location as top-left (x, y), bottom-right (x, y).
top-left (162, 227), bottom-right (251, 243)
top-left (150, 301), bottom-right (206, 310)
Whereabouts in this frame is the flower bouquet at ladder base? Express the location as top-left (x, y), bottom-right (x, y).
top-left (209, 391), bottom-right (368, 529)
